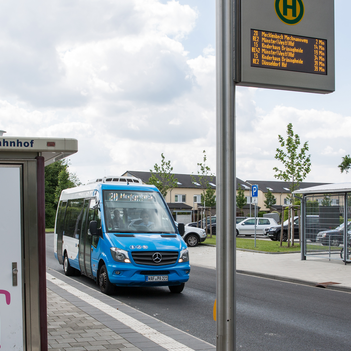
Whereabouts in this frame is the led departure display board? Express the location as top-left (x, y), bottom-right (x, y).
top-left (251, 29), bottom-right (326, 75)
top-left (239, 0), bottom-right (334, 94)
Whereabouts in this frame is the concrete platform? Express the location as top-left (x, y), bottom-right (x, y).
top-left (46, 244), bottom-right (351, 350)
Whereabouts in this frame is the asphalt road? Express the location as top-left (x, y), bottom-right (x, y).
top-left (46, 234), bottom-right (351, 350)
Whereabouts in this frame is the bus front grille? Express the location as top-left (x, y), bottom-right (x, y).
top-left (131, 251), bottom-right (178, 266)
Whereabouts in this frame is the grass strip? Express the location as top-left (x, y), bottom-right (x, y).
top-left (203, 236), bottom-right (301, 253)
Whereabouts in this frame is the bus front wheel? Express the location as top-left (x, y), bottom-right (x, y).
top-left (98, 265), bottom-right (115, 295)
top-left (169, 283), bottom-right (185, 293)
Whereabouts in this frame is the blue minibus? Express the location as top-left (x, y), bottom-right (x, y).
top-left (54, 176), bottom-right (190, 294)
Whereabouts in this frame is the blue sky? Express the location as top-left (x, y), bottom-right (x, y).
top-left (0, 0), bottom-right (349, 185)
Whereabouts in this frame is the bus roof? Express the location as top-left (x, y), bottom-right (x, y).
top-left (59, 178), bottom-right (158, 201)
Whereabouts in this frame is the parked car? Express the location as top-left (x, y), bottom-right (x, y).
top-left (236, 217), bottom-right (246, 224)
top-left (206, 222), bottom-right (216, 235)
top-left (205, 217), bottom-right (245, 235)
top-left (187, 216), bottom-right (216, 229)
top-left (264, 226), bottom-right (271, 236)
top-left (182, 225), bottom-right (207, 247)
top-left (316, 222), bottom-right (351, 247)
top-left (267, 215), bottom-right (320, 242)
top-left (236, 217), bottom-right (278, 236)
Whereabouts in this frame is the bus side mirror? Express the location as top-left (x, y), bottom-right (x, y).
top-left (178, 223), bottom-right (185, 235)
top-left (89, 221), bottom-right (98, 236)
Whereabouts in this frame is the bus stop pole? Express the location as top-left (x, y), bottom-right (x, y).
top-left (216, 0), bottom-right (238, 349)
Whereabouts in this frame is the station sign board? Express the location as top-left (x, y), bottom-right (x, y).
top-left (238, 0), bottom-right (335, 93)
top-left (0, 136), bottom-right (78, 165)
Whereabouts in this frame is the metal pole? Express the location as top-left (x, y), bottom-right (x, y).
top-left (254, 203), bottom-right (257, 247)
top-left (216, 0), bottom-right (239, 349)
top-left (343, 193), bottom-right (348, 263)
top-left (301, 196), bottom-right (306, 260)
top-left (36, 156), bottom-right (48, 351)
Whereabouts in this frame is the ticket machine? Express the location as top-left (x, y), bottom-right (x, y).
top-left (0, 135), bottom-right (78, 350)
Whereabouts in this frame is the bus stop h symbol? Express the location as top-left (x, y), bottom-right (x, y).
top-left (275, 0), bottom-right (305, 25)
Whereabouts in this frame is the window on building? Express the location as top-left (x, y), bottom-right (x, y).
top-left (193, 195), bottom-right (201, 203)
top-left (284, 198), bottom-right (291, 205)
top-left (175, 194), bottom-right (186, 203)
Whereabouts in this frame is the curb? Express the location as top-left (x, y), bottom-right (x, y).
top-left (237, 269), bottom-right (351, 293)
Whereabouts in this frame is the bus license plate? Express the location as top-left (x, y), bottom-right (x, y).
top-left (146, 275), bottom-right (168, 282)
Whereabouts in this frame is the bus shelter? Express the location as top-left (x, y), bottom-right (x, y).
top-left (294, 183), bottom-right (351, 264)
top-left (0, 136), bottom-right (78, 350)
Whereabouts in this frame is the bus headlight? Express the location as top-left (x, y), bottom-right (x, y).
top-left (110, 247), bottom-right (131, 263)
top-left (179, 248), bottom-right (189, 263)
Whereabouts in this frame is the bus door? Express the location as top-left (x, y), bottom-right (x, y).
top-left (78, 199), bottom-right (92, 278)
top-left (88, 198), bottom-right (101, 278)
top-left (56, 201), bottom-right (67, 265)
top-left (63, 199), bottom-right (84, 270)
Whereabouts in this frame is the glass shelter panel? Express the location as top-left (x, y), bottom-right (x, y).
top-left (304, 194), bottom-right (349, 261)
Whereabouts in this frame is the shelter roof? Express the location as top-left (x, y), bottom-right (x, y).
top-left (294, 182), bottom-right (351, 195)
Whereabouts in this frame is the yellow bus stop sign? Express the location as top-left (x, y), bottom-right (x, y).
top-left (275, 0), bottom-right (305, 25)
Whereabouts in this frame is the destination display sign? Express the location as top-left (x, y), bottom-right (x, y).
top-left (251, 29), bottom-right (326, 75)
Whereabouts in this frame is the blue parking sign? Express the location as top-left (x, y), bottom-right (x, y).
top-left (252, 185), bottom-right (258, 197)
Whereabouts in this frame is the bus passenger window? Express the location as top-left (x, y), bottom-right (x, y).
top-left (65, 199), bottom-right (84, 238)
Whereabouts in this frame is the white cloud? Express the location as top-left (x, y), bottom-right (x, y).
top-left (1, 0), bottom-right (350, 187)
top-left (0, 0), bottom-right (217, 185)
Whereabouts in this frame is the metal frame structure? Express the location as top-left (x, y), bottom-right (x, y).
top-left (295, 183), bottom-right (351, 264)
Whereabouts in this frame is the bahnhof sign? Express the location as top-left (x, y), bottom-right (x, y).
top-left (239, 0), bottom-right (334, 93)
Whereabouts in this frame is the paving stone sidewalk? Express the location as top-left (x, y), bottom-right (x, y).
top-left (47, 288), bottom-right (141, 351)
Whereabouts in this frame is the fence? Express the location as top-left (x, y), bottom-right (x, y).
top-left (302, 194), bottom-right (350, 263)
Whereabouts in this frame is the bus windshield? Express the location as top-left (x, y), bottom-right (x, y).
top-left (103, 190), bottom-right (177, 234)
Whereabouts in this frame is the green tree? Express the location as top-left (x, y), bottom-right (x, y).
top-left (338, 154), bottom-right (351, 173)
top-left (201, 185), bottom-right (216, 208)
top-left (236, 185), bottom-right (247, 215)
top-left (264, 189), bottom-right (276, 209)
top-left (148, 153), bottom-right (178, 198)
top-left (192, 150), bottom-right (215, 208)
top-left (321, 195), bottom-right (332, 206)
top-left (45, 160), bottom-right (80, 228)
top-left (54, 167), bottom-right (78, 203)
top-left (273, 123), bottom-right (311, 198)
